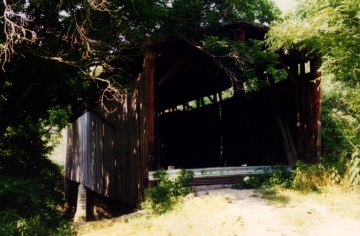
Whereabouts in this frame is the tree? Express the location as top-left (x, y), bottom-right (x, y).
top-left (266, 0), bottom-right (360, 83)
top-left (0, 0), bottom-right (280, 136)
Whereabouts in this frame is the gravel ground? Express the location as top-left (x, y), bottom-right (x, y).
top-left (78, 185), bottom-right (360, 236)
top-left (194, 185), bottom-right (360, 236)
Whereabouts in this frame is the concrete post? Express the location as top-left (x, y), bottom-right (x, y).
top-left (74, 184), bottom-right (86, 222)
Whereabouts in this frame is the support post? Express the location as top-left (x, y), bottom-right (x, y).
top-left (74, 184), bottom-right (87, 222)
top-left (86, 188), bottom-right (94, 221)
top-left (65, 179), bottom-right (79, 216)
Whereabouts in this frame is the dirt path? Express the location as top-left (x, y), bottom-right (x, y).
top-left (199, 187), bottom-right (360, 236)
top-left (78, 187), bottom-right (360, 236)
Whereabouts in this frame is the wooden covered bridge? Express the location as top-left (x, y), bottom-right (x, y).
top-left (65, 22), bottom-right (321, 220)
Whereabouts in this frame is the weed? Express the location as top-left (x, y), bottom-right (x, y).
top-left (231, 166), bottom-right (293, 190)
top-left (0, 210), bottom-right (73, 236)
top-left (231, 182), bottom-right (246, 190)
top-left (141, 168), bottom-right (194, 214)
top-left (260, 190), bottom-right (290, 205)
top-left (260, 188), bottom-right (277, 196)
top-left (348, 151), bottom-right (360, 188)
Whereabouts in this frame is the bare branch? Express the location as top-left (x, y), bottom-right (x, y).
top-left (86, 0), bottom-right (122, 12)
top-left (78, 67), bottom-right (126, 113)
top-left (1, 0), bottom-right (38, 70)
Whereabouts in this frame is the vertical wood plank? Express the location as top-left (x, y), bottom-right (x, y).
top-left (311, 61), bottom-right (321, 162)
top-left (148, 54), bottom-right (156, 171)
top-left (103, 123), bottom-right (110, 197)
top-left (65, 125), bottom-right (73, 180)
top-left (89, 112), bottom-right (96, 191)
top-left (131, 82), bottom-right (140, 206)
top-left (139, 58), bottom-right (149, 197)
top-left (123, 95), bottom-right (130, 204)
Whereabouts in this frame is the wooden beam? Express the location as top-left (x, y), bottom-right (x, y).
top-left (148, 54), bottom-right (156, 171)
top-left (160, 54), bottom-right (226, 79)
top-left (278, 57), bottom-right (297, 84)
top-left (207, 95), bottom-right (214, 103)
top-left (311, 60), bottom-right (321, 162)
top-left (86, 188), bottom-right (94, 221)
top-left (233, 28), bottom-right (246, 42)
top-left (267, 87), bottom-right (297, 165)
top-left (157, 54), bottom-right (187, 86)
top-left (201, 97), bottom-right (205, 107)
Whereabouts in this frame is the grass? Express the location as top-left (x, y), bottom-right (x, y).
top-left (75, 186), bottom-right (360, 236)
top-left (75, 161), bottom-right (360, 236)
top-left (285, 187), bottom-right (360, 220)
top-left (262, 194), bottom-right (290, 205)
top-left (76, 195), bottom-right (244, 236)
top-left (255, 186), bottom-right (360, 234)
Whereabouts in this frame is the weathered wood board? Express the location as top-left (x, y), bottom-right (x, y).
top-left (65, 56), bottom-right (151, 207)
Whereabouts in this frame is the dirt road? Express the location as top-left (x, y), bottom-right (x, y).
top-left (199, 187), bottom-right (360, 236)
top-left (78, 187), bottom-right (360, 236)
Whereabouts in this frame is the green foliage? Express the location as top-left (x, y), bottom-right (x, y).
top-left (238, 161), bottom-right (348, 193)
top-left (231, 167), bottom-right (293, 190)
top-left (142, 169), bottom-right (194, 214)
top-left (266, 0), bottom-right (360, 192)
top-left (348, 151), bottom-right (360, 188)
top-left (0, 104), bottom-right (72, 235)
top-left (157, 0), bottom-right (280, 38)
top-left (202, 36), bottom-right (287, 93)
top-left (0, 209), bottom-right (74, 236)
top-left (0, 174), bottom-right (72, 235)
top-left (291, 161), bottom-right (326, 193)
top-left (319, 80), bottom-right (355, 178)
top-left (317, 79), bottom-right (360, 189)
top-left (266, 0), bottom-right (360, 83)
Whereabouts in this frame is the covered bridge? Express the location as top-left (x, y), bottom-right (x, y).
top-left (65, 22), bottom-right (321, 219)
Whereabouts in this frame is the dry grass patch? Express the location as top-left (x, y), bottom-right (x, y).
top-left (271, 187), bottom-right (360, 234)
top-left (283, 187), bottom-right (360, 220)
top-left (76, 194), bottom-right (243, 236)
top-left (75, 187), bottom-right (360, 236)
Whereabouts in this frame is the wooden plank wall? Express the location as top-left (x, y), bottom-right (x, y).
top-left (65, 57), bottom-right (150, 207)
top-left (294, 61), bottom-right (321, 163)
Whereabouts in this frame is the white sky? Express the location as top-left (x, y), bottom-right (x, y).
top-left (274, 0), bottom-right (296, 13)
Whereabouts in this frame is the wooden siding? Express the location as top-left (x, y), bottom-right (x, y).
top-left (65, 57), bottom-right (151, 207)
top-left (295, 61), bottom-right (321, 163)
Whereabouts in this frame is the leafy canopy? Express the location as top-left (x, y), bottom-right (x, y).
top-left (266, 0), bottom-right (360, 83)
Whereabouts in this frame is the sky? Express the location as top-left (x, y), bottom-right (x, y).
top-left (274, 0), bottom-right (296, 13)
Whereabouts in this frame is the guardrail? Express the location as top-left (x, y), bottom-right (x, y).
top-left (148, 165), bottom-right (294, 181)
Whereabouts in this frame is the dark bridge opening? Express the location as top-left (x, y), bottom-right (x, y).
top-left (155, 37), bottom-right (294, 169)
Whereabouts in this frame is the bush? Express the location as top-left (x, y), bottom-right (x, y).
top-left (0, 119), bottom-right (73, 235)
top-left (0, 209), bottom-right (74, 236)
top-left (231, 166), bottom-right (293, 190)
top-left (142, 168), bottom-right (194, 214)
top-left (230, 160), bottom-right (358, 194)
top-left (348, 151), bottom-right (360, 188)
top-left (291, 161), bottom-right (327, 193)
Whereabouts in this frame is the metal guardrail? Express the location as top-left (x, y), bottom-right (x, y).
top-left (148, 165), bottom-right (294, 181)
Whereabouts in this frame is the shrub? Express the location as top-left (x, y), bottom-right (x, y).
top-left (348, 151), bottom-right (360, 188)
top-left (231, 166), bottom-right (293, 190)
top-left (142, 168), bottom-right (194, 214)
top-left (0, 209), bottom-right (74, 236)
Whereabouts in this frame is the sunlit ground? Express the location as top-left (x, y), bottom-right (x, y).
top-left (76, 187), bottom-right (360, 236)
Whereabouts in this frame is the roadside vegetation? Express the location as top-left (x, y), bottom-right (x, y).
top-left (141, 169), bottom-right (194, 214)
top-left (2, 0), bottom-right (360, 235)
top-left (75, 167), bottom-right (360, 236)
